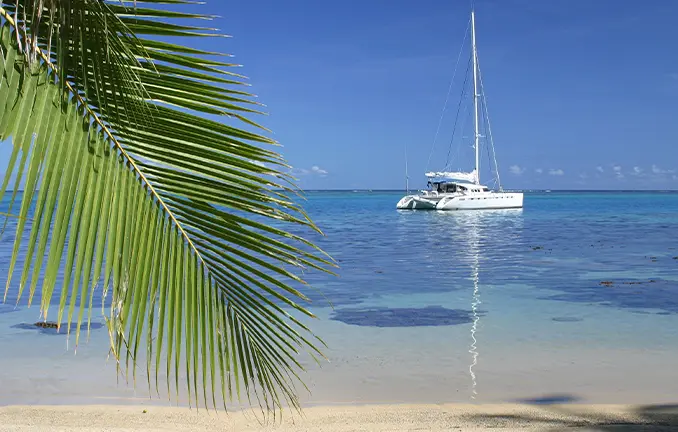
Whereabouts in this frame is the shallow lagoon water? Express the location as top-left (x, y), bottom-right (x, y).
top-left (1, 191), bottom-right (678, 406)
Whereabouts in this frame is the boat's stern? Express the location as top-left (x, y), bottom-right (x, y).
top-left (396, 195), bottom-right (415, 209)
top-left (397, 194), bottom-right (439, 210)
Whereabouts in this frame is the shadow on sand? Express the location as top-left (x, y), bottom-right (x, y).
top-left (463, 394), bottom-right (678, 431)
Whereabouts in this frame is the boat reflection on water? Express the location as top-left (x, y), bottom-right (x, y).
top-left (432, 208), bottom-right (524, 399)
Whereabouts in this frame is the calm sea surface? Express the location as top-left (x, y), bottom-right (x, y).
top-left (1, 190), bottom-right (678, 406)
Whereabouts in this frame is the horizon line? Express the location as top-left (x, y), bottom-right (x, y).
top-left (9, 188), bottom-right (678, 194)
top-left (282, 188), bottom-right (678, 193)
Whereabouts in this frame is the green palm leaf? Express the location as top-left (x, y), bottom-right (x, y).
top-left (0, 0), bottom-right (335, 413)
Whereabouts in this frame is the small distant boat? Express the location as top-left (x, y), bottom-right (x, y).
top-left (397, 9), bottom-right (523, 211)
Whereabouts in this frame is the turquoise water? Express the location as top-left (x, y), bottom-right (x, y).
top-left (1, 191), bottom-right (678, 406)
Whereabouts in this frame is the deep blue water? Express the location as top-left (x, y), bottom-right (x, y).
top-left (3, 191), bottom-right (677, 315)
top-left (2, 190), bottom-right (678, 405)
top-left (298, 191), bottom-right (678, 316)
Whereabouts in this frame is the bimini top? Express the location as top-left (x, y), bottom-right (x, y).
top-left (425, 169), bottom-right (478, 184)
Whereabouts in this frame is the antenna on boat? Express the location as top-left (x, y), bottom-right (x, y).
top-left (405, 144), bottom-right (410, 194)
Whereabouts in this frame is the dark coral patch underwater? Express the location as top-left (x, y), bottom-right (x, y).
top-left (330, 306), bottom-right (484, 327)
top-left (541, 278), bottom-right (678, 314)
top-left (11, 321), bottom-right (104, 335)
top-left (551, 316), bottom-right (583, 322)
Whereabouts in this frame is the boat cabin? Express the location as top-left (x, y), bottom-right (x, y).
top-left (427, 181), bottom-right (490, 194)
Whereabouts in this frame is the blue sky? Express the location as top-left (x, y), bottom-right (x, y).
top-left (2, 0), bottom-right (677, 190)
top-left (215, 0), bottom-right (678, 190)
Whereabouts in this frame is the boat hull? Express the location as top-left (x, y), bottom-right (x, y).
top-left (396, 194), bottom-right (441, 210)
top-left (436, 192), bottom-right (523, 210)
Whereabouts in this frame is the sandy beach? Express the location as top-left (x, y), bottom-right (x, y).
top-left (1, 403), bottom-right (677, 431)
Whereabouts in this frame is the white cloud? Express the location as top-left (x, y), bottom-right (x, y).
top-left (596, 166), bottom-right (604, 173)
top-left (290, 167), bottom-right (309, 176)
top-left (632, 166), bottom-right (643, 176)
top-left (535, 168), bottom-right (543, 174)
top-left (509, 165), bottom-right (525, 175)
top-left (612, 165), bottom-right (624, 179)
top-left (311, 165), bottom-right (328, 176)
top-left (290, 165), bottom-right (329, 177)
top-left (651, 164), bottom-right (675, 175)
top-left (548, 168), bottom-right (564, 176)
top-left (579, 173), bottom-right (588, 179)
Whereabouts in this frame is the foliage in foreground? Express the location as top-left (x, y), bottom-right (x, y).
top-left (0, 0), bottom-right (335, 413)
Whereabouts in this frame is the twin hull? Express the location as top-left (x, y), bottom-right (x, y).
top-left (396, 192), bottom-right (523, 211)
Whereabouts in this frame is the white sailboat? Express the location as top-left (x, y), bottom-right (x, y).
top-left (396, 10), bottom-right (523, 211)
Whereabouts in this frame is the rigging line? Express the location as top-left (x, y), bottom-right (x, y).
top-left (425, 15), bottom-right (472, 172)
top-left (480, 89), bottom-right (494, 183)
top-left (482, 107), bottom-right (496, 188)
top-left (477, 57), bottom-right (503, 191)
top-left (445, 99), bottom-right (470, 172)
top-left (444, 54), bottom-right (473, 168)
top-left (478, 90), bottom-right (493, 187)
top-left (482, 97), bottom-right (498, 188)
top-left (448, 101), bottom-right (470, 171)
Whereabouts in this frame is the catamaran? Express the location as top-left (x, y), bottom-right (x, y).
top-left (396, 10), bottom-right (523, 211)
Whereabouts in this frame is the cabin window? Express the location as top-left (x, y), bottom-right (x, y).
top-left (483, 187), bottom-right (489, 192)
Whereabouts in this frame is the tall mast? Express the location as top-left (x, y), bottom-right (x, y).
top-left (471, 10), bottom-right (480, 185)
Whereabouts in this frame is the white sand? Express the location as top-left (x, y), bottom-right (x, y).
top-left (1, 403), bottom-right (677, 431)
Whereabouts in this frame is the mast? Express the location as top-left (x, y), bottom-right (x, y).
top-left (471, 10), bottom-right (480, 185)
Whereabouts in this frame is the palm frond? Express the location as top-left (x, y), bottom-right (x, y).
top-left (0, 0), bottom-right (335, 413)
